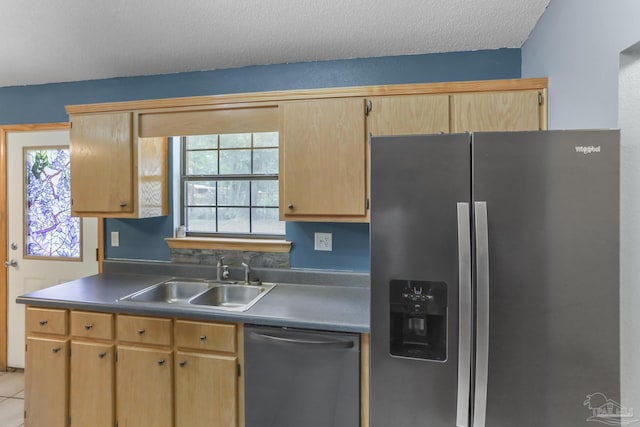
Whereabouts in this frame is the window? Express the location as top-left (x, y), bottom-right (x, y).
top-left (24, 146), bottom-right (81, 259)
top-left (181, 132), bottom-right (284, 237)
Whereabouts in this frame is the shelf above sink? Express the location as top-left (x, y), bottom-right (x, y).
top-left (118, 278), bottom-right (276, 312)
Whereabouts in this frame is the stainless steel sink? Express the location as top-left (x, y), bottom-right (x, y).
top-left (119, 279), bottom-right (275, 311)
top-left (189, 283), bottom-right (275, 311)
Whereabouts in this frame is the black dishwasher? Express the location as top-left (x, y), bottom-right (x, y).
top-left (244, 325), bottom-right (360, 427)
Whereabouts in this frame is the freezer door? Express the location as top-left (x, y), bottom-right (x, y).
top-left (472, 130), bottom-right (620, 427)
top-left (370, 134), bottom-right (471, 427)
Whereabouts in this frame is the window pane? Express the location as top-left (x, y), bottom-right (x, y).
top-left (252, 208), bottom-right (284, 234)
top-left (186, 135), bottom-right (218, 150)
top-left (220, 150), bottom-right (251, 174)
top-left (25, 147), bottom-right (81, 259)
top-left (218, 208), bottom-right (250, 233)
top-left (252, 180), bottom-right (279, 206)
top-left (254, 132), bottom-right (279, 148)
top-left (187, 207), bottom-right (216, 232)
top-left (253, 148), bottom-right (278, 174)
top-left (187, 150), bottom-right (218, 175)
top-left (186, 181), bottom-right (216, 206)
top-left (220, 133), bottom-right (251, 148)
top-left (218, 181), bottom-right (249, 206)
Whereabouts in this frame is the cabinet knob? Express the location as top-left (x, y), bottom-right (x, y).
top-left (84, 323), bottom-right (93, 330)
top-left (137, 329), bottom-right (146, 335)
top-left (199, 335), bottom-right (207, 341)
top-left (179, 361), bottom-right (187, 368)
top-left (287, 204), bottom-right (294, 210)
top-left (52, 347), bottom-right (61, 354)
top-left (119, 202), bottom-right (128, 208)
top-left (39, 320), bottom-right (48, 326)
top-left (98, 352), bottom-right (107, 359)
top-left (157, 359), bottom-right (166, 366)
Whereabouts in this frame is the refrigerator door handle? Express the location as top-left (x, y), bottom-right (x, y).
top-left (456, 203), bottom-right (472, 427)
top-left (473, 201), bottom-right (490, 427)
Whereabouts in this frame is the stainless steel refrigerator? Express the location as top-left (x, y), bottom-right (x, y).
top-left (370, 130), bottom-right (620, 427)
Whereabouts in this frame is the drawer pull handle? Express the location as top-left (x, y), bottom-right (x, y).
top-left (119, 202), bottom-right (128, 208)
top-left (84, 323), bottom-right (93, 330)
top-left (98, 352), bottom-right (107, 359)
top-left (137, 329), bottom-right (146, 335)
top-left (200, 335), bottom-right (207, 341)
top-left (179, 361), bottom-right (187, 368)
top-left (39, 320), bottom-right (48, 326)
top-left (52, 347), bottom-right (61, 354)
top-left (157, 359), bottom-right (166, 366)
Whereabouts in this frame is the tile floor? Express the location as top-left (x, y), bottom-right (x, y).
top-left (0, 370), bottom-right (24, 427)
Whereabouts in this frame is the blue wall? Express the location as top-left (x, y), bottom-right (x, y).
top-left (2, 49), bottom-right (522, 271)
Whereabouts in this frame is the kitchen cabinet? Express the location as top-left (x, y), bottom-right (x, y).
top-left (174, 319), bottom-right (241, 427)
top-left (69, 311), bottom-right (115, 427)
top-left (24, 308), bottom-right (243, 427)
top-left (280, 98), bottom-right (367, 221)
top-left (24, 306), bottom-right (70, 427)
top-left (116, 314), bottom-right (173, 427)
top-left (70, 342), bottom-right (115, 427)
top-left (69, 112), bottom-right (168, 218)
top-left (117, 346), bottom-right (174, 427)
top-left (175, 352), bottom-right (238, 427)
top-left (367, 94), bottom-right (450, 136)
top-left (25, 337), bottom-right (69, 427)
top-left (451, 90), bottom-right (544, 132)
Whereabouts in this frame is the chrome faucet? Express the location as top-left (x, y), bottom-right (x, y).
top-left (241, 262), bottom-right (251, 284)
top-left (217, 257), bottom-right (230, 281)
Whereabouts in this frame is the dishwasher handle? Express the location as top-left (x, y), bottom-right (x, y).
top-left (249, 331), bottom-right (355, 349)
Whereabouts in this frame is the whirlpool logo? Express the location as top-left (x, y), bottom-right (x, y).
top-left (575, 145), bottom-right (602, 154)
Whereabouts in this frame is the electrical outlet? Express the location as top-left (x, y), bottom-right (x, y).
top-left (111, 231), bottom-right (120, 247)
top-left (314, 232), bottom-right (332, 251)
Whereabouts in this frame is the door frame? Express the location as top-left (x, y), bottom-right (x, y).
top-left (0, 122), bottom-right (105, 371)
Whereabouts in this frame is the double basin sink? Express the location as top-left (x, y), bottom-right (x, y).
top-left (118, 279), bottom-right (276, 312)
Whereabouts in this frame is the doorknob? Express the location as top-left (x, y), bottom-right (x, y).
top-left (4, 259), bottom-right (17, 267)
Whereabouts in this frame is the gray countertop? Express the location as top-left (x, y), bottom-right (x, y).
top-left (16, 272), bottom-right (370, 333)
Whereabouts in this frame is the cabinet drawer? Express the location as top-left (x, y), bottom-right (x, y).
top-left (175, 320), bottom-right (236, 353)
top-left (26, 307), bottom-right (68, 336)
top-left (71, 311), bottom-right (114, 340)
top-left (117, 315), bottom-right (172, 346)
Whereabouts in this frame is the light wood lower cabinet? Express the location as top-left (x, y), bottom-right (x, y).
top-left (175, 352), bottom-right (238, 427)
top-left (24, 308), bottom-right (243, 427)
top-left (117, 346), bottom-right (174, 427)
top-left (70, 341), bottom-right (115, 427)
top-left (25, 337), bottom-right (69, 427)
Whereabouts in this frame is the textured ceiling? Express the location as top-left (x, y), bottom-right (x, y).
top-left (0, 0), bottom-right (550, 88)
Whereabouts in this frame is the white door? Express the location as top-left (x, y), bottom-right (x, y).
top-left (7, 129), bottom-right (98, 368)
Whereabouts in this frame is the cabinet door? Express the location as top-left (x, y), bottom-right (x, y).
top-left (368, 95), bottom-right (450, 136)
top-left (25, 337), bottom-right (69, 427)
top-left (281, 98), bottom-right (366, 219)
top-left (70, 112), bottom-right (134, 214)
top-left (451, 90), bottom-right (542, 132)
top-left (70, 342), bottom-right (114, 427)
top-left (175, 352), bottom-right (238, 427)
top-left (116, 346), bottom-right (173, 427)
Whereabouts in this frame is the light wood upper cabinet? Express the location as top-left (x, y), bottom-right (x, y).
top-left (69, 112), bottom-right (168, 218)
top-left (368, 95), bottom-right (450, 136)
top-left (451, 90), bottom-right (544, 132)
top-left (280, 98), bottom-right (367, 220)
top-left (25, 337), bottom-right (69, 427)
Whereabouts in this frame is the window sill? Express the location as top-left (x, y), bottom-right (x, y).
top-left (165, 237), bottom-right (292, 253)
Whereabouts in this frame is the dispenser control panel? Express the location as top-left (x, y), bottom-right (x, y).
top-left (389, 280), bottom-right (447, 361)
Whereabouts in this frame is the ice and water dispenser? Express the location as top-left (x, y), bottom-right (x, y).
top-left (389, 280), bottom-right (447, 361)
